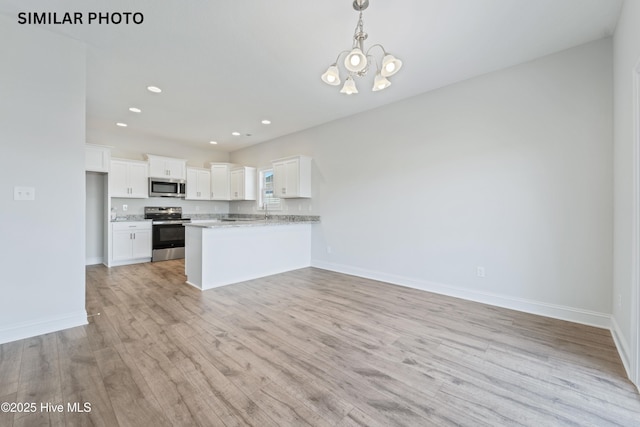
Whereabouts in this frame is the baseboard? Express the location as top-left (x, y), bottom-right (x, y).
top-left (311, 260), bottom-right (611, 329)
top-left (0, 310), bottom-right (88, 345)
top-left (85, 256), bottom-right (103, 266)
top-left (108, 258), bottom-right (152, 267)
top-left (611, 315), bottom-right (633, 381)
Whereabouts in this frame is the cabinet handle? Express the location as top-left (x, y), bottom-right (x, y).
top-left (133, 233), bottom-right (136, 239)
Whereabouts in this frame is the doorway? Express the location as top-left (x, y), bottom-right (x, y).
top-left (86, 171), bottom-right (108, 265)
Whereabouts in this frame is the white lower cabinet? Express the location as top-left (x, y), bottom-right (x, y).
top-left (111, 221), bottom-right (152, 265)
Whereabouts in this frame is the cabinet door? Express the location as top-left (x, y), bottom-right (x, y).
top-left (272, 156), bottom-right (311, 198)
top-left (230, 169), bottom-right (243, 200)
top-left (112, 230), bottom-right (133, 261)
top-left (186, 168), bottom-right (199, 199)
top-left (273, 161), bottom-right (287, 198)
top-left (165, 158), bottom-right (186, 180)
top-left (148, 158), bottom-right (167, 178)
top-left (86, 145), bottom-right (110, 172)
top-left (128, 162), bottom-right (149, 198)
top-left (197, 170), bottom-right (211, 200)
top-left (186, 169), bottom-right (211, 200)
top-left (284, 159), bottom-right (299, 198)
top-left (211, 165), bottom-right (231, 200)
top-left (110, 161), bottom-right (130, 197)
top-left (131, 229), bottom-right (152, 259)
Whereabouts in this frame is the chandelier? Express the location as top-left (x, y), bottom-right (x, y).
top-left (321, 0), bottom-right (403, 95)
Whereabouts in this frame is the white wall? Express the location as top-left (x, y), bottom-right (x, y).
top-left (88, 128), bottom-right (230, 166)
top-left (231, 38), bottom-right (613, 327)
top-left (0, 16), bottom-right (87, 343)
top-left (612, 0), bottom-right (640, 386)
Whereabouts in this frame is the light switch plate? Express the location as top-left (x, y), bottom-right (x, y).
top-left (14, 186), bottom-right (35, 201)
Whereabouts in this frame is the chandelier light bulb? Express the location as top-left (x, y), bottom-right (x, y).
top-left (344, 48), bottom-right (367, 73)
top-left (381, 54), bottom-right (403, 77)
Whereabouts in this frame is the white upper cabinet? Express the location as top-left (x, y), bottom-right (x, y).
top-left (110, 159), bottom-right (149, 198)
top-left (273, 155), bottom-right (311, 198)
top-left (186, 167), bottom-right (211, 200)
top-left (230, 166), bottom-right (256, 201)
top-left (146, 154), bottom-right (186, 180)
top-left (85, 144), bottom-right (111, 172)
top-left (210, 163), bottom-right (233, 201)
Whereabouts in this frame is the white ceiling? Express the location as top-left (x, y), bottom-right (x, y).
top-left (0, 0), bottom-right (623, 152)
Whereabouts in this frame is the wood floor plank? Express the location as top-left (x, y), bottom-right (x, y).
top-left (14, 333), bottom-right (65, 427)
top-left (0, 340), bottom-right (23, 397)
top-left (92, 345), bottom-right (172, 427)
top-left (56, 326), bottom-right (120, 427)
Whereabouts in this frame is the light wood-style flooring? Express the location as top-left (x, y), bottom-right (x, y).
top-left (1, 260), bottom-right (639, 426)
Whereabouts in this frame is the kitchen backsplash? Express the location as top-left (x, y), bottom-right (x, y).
top-left (111, 197), bottom-right (315, 217)
top-left (110, 198), bottom-right (229, 216)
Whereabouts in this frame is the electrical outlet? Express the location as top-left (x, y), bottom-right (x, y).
top-left (298, 204), bottom-right (302, 211)
top-left (195, 206), bottom-right (200, 212)
top-left (476, 266), bottom-right (485, 278)
top-left (327, 246), bottom-right (332, 254)
top-left (14, 186), bottom-right (35, 201)
top-left (122, 204), bottom-right (128, 211)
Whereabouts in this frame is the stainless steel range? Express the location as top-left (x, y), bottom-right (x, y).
top-left (144, 207), bottom-right (191, 262)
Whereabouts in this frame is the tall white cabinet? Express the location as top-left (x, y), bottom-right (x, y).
top-left (273, 155), bottom-right (311, 198)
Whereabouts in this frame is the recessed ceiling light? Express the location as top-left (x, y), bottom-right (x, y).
top-left (231, 132), bottom-right (241, 136)
top-left (129, 107), bottom-right (142, 113)
top-left (116, 122), bottom-right (128, 127)
top-left (147, 86), bottom-right (162, 93)
top-left (209, 141), bottom-right (218, 145)
top-left (261, 119), bottom-right (271, 125)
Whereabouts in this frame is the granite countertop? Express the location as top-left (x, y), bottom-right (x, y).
top-left (185, 215), bottom-right (320, 229)
top-left (111, 215), bottom-right (149, 222)
top-left (111, 214), bottom-right (320, 225)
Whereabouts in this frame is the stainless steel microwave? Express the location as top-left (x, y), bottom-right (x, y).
top-left (149, 178), bottom-right (186, 198)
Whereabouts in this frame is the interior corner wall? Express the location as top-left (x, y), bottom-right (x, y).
top-left (0, 16), bottom-right (87, 344)
top-left (613, 0), bottom-right (640, 384)
top-left (230, 38), bottom-right (613, 328)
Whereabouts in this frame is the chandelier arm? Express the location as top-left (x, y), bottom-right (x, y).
top-left (333, 50), bottom-right (352, 66)
top-left (365, 44), bottom-right (388, 57)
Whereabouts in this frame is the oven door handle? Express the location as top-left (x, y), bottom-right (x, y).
top-left (152, 220), bottom-right (191, 225)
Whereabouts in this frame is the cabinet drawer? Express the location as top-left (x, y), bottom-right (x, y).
top-left (112, 221), bottom-right (152, 231)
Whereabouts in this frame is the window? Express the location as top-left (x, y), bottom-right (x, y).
top-left (258, 168), bottom-right (281, 211)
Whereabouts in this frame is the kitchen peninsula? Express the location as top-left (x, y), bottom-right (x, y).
top-left (184, 216), bottom-right (319, 290)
